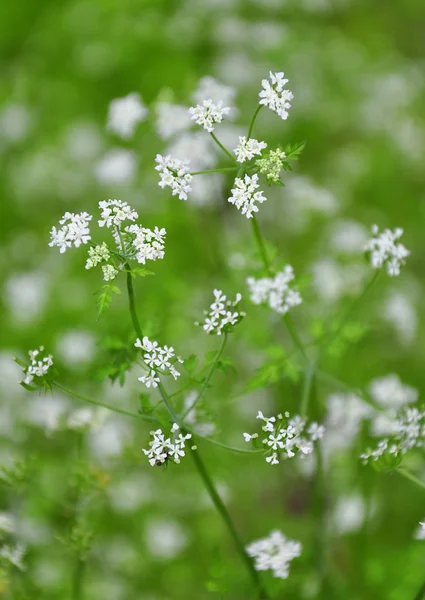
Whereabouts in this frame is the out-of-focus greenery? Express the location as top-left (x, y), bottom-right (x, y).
top-left (1, 0), bottom-right (425, 599)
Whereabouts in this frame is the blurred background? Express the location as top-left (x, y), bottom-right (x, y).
top-left (1, 0), bottom-right (425, 598)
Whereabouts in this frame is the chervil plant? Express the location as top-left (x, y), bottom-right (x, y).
top-left (13, 69), bottom-right (420, 600)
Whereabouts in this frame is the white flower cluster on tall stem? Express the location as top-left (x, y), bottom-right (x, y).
top-left (21, 346), bottom-right (53, 386)
top-left (107, 93), bottom-right (147, 138)
top-left (246, 530), bottom-right (302, 579)
top-left (244, 411), bottom-right (324, 465)
top-left (189, 99), bottom-right (230, 133)
top-left (98, 199), bottom-right (138, 229)
top-left (364, 225), bottom-right (409, 276)
top-left (135, 336), bottom-right (183, 389)
top-left (228, 174), bottom-right (267, 219)
top-left (49, 212), bottom-right (92, 253)
top-left (155, 154), bottom-right (193, 200)
top-left (247, 266), bottom-right (302, 314)
top-left (259, 72), bottom-right (294, 120)
top-left (198, 289), bottom-right (245, 335)
top-left (361, 406), bottom-right (425, 463)
top-left (125, 225), bottom-right (166, 264)
top-left (234, 136), bottom-right (267, 163)
top-left (142, 423), bottom-right (192, 467)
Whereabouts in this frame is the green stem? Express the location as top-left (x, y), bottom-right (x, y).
top-left (71, 556), bottom-right (85, 599)
top-left (191, 167), bottom-right (238, 176)
top-left (125, 263), bottom-right (143, 340)
top-left (396, 468), bottom-right (425, 491)
top-left (247, 105), bottom-right (262, 139)
top-left (189, 447), bottom-right (269, 600)
top-left (300, 362), bottom-right (316, 417)
top-left (414, 579), bottom-right (425, 600)
top-left (319, 271), bottom-right (380, 357)
top-left (283, 314), bottom-right (309, 363)
top-left (181, 333), bottom-right (228, 420)
top-left (53, 382), bottom-right (157, 423)
top-left (210, 132), bottom-right (235, 162)
top-left (157, 382), bottom-right (179, 423)
top-left (250, 216), bottom-right (272, 274)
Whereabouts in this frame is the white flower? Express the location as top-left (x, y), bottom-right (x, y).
top-left (0, 543), bottom-right (26, 571)
top-left (85, 243), bottom-right (110, 269)
top-left (98, 199), bottom-right (138, 229)
top-left (246, 530), bottom-right (301, 579)
top-left (369, 375), bottom-right (418, 410)
top-left (364, 225), bottom-right (409, 276)
top-left (49, 212), bottom-right (92, 253)
top-left (94, 149), bottom-right (137, 185)
top-left (234, 136), bottom-right (267, 163)
top-left (414, 521), bottom-right (425, 540)
top-left (125, 224), bottom-right (166, 264)
top-left (189, 100), bottom-right (230, 133)
top-left (155, 102), bottom-right (192, 140)
top-left (198, 289), bottom-right (245, 335)
top-left (21, 346), bottom-right (53, 386)
top-left (135, 336), bottom-right (183, 389)
top-left (244, 411), bottom-right (324, 465)
top-left (247, 266), bottom-right (302, 315)
top-left (155, 154), bottom-right (192, 200)
top-left (228, 174), bottom-right (267, 219)
top-left (102, 264), bottom-right (118, 281)
top-left (107, 93), bottom-right (147, 139)
top-left (259, 72), bottom-right (294, 120)
top-left (142, 424), bottom-right (192, 467)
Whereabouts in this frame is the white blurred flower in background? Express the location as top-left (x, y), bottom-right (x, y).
top-left (3, 271), bottom-right (49, 325)
top-left (55, 330), bottom-right (96, 366)
top-left (332, 495), bottom-right (366, 534)
top-left (155, 102), bottom-right (192, 140)
top-left (107, 93), bottom-right (148, 139)
top-left (383, 291), bottom-right (417, 346)
top-left (0, 103), bottom-right (34, 144)
top-left (145, 518), bottom-right (188, 560)
top-left (94, 149), bottom-right (137, 185)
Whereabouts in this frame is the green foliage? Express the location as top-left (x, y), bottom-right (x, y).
top-left (95, 282), bottom-right (121, 320)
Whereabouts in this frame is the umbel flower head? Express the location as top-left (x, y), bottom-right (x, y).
top-left (143, 423), bottom-right (192, 467)
top-left (197, 289), bottom-right (245, 335)
top-left (155, 154), bottom-right (193, 200)
top-left (18, 346), bottom-right (54, 388)
top-left (188, 99), bottom-right (230, 132)
top-left (246, 530), bottom-right (302, 580)
top-left (98, 199), bottom-right (138, 229)
top-left (364, 225), bottom-right (409, 276)
top-left (256, 148), bottom-right (287, 183)
top-left (49, 212), bottom-right (92, 253)
top-left (233, 136), bottom-right (267, 163)
top-left (228, 174), bottom-right (267, 219)
top-left (107, 93), bottom-right (148, 139)
top-left (135, 336), bottom-right (183, 389)
top-left (247, 266), bottom-right (302, 315)
top-left (243, 410), bottom-right (325, 465)
top-left (259, 72), bottom-right (294, 120)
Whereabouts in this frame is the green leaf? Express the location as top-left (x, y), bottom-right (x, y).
top-left (184, 354), bottom-right (198, 373)
top-left (285, 140), bottom-right (306, 160)
top-left (95, 283), bottom-right (121, 320)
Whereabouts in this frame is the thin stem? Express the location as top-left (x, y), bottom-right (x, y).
top-left (396, 468), bottom-right (425, 491)
top-left (283, 314), bottom-right (309, 363)
top-left (210, 132), bottom-right (235, 162)
top-left (72, 555), bottom-right (85, 599)
top-left (191, 167), bottom-right (238, 176)
top-left (189, 447), bottom-right (269, 599)
top-left (125, 263), bottom-right (143, 340)
top-left (157, 382), bottom-right (179, 423)
top-left (250, 216), bottom-right (272, 274)
top-left (185, 427), bottom-right (263, 455)
top-left (181, 333), bottom-right (228, 420)
top-left (300, 362), bottom-right (316, 417)
top-left (319, 271), bottom-right (380, 356)
top-left (414, 579), bottom-right (425, 600)
top-left (54, 382), bottom-right (157, 423)
top-left (247, 105), bottom-right (262, 139)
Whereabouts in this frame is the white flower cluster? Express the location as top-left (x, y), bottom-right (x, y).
top-left (247, 266), bottom-right (302, 315)
top-left (21, 346), bottom-right (53, 386)
top-left (234, 136), bottom-right (267, 163)
top-left (256, 148), bottom-right (287, 182)
top-left (0, 542), bottom-right (26, 571)
top-left (199, 289), bottom-right (245, 335)
top-left (259, 72), bottom-right (294, 120)
top-left (155, 154), bottom-right (193, 200)
top-left (188, 99), bottom-right (230, 132)
top-left (107, 93), bottom-right (147, 138)
top-left (361, 406), bottom-right (425, 463)
top-left (243, 411), bottom-right (325, 465)
top-left (246, 530), bottom-right (302, 580)
top-left (98, 199), bottom-right (138, 229)
top-left (85, 243), bottom-right (110, 270)
top-left (142, 423), bottom-right (192, 466)
top-left (49, 212), bottom-right (92, 253)
top-left (125, 224), bottom-right (166, 264)
top-left (135, 336), bottom-right (183, 389)
top-left (364, 225), bottom-right (409, 276)
top-left (102, 264), bottom-right (119, 281)
top-left (228, 174), bottom-right (267, 219)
